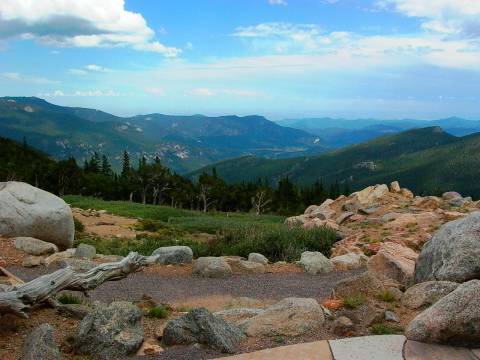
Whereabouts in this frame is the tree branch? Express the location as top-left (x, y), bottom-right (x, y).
top-left (0, 252), bottom-right (159, 318)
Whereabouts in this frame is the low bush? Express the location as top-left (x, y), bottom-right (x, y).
top-left (57, 293), bottom-right (83, 305)
top-left (147, 305), bottom-right (170, 319)
top-left (73, 217), bottom-right (85, 234)
top-left (343, 294), bottom-right (367, 309)
top-left (377, 290), bottom-right (397, 303)
top-left (371, 323), bottom-right (403, 335)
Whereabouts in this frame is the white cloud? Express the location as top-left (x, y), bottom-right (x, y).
top-left (0, 71), bottom-right (58, 84)
top-left (380, 0), bottom-right (480, 38)
top-left (69, 64), bottom-right (112, 76)
top-left (0, 0), bottom-right (180, 56)
top-left (268, 0), bottom-right (287, 6)
top-left (145, 87), bottom-right (166, 96)
top-left (187, 88), bottom-right (214, 97)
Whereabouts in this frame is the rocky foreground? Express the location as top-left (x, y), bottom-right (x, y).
top-left (1, 181), bottom-right (480, 359)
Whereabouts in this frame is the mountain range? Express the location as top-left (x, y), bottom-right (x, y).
top-left (277, 117), bottom-right (480, 148)
top-left (0, 97), bottom-right (324, 173)
top-left (189, 127), bottom-right (480, 198)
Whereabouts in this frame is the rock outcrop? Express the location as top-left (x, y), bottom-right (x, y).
top-left (406, 280), bottom-right (480, 347)
top-left (0, 182), bottom-right (74, 248)
top-left (163, 308), bottom-right (244, 354)
top-left (74, 301), bottom-right (144, 359)
top-left (414, 212), bottom-right (480, 283)
top-left (239, 298), bottom-right (325, 337)
top-left (22, 324), bottom-right (60, 360)
top-left (402, 281), bottom-right (459, 310)
top-left (13, 236), bottom-right (58, 256)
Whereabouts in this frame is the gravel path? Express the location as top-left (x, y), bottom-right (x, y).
top-left (7, 266), bottom-right (363, 360)
top-left (8, 266), bottom-right (363, 303)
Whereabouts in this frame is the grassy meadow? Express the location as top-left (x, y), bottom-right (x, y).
top-left (65, 195), bottom-right (337, 262)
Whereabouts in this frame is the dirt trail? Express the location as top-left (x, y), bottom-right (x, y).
top-left (72, 207), bottom-right (138, 238)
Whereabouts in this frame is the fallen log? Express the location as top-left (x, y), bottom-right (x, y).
top-left (0, 252), bottom-right (159, 317)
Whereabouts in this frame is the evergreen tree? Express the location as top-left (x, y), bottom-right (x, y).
top-left (121, 150), bottom-right (131, 177)
top-left (101, 155), bottom-right (112, 175)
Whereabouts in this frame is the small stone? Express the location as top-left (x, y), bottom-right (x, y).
top-left (136, 339), bottom-right (163, 356)
top-left (193, 257), bottom-right (232, 278)
top-left (390, 181), bottom-right (401, 193)
top-left (22, 255), bottom-right (43, 268)
top-left (298, 251), bottom-right (333, 275)
top-left (74, 244), bottom-right (96, 259)
top-left (385, 310), bottom-right (400, 323)
top-left (333, 316), bottom-right (355, 336)
top-left (153, 246), bottom-right (193, 265)
top-left (14, 237), bottom-right (58, 256)
top-left (248, 253), bottom-right (268, 265)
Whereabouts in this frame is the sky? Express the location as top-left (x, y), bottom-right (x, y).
top-left (0, 0), bottom-right (479, 120)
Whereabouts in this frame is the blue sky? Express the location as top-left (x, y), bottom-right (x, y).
top-left (0, 0), bottom-right (479, 120)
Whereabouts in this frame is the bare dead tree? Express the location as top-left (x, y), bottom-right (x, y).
top-left (199, 183), bottom-right (215, 213)
top-left (251, 190), bottom-right (272, 216)
top-left (0, 252), bottom-right (159, 318)
top-left (152, 183), bottom-right (170, 205)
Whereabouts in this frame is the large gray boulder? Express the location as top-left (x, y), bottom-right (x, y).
top-left (406, 280), bottom-right (480, 346)
top-left (22, 324), bottom-right (60, 360)
top-left (193, 257), bottom-right (232, 278)
top-left (74, 301), bottom-right (144, 359)
top-left (414, 212), bottom-right (480, 283)
top-left (14, 236), bottom-right (58, 256)
top-left (163, 308), bottom-right (244, 354)
top-left (298, 251), bottom-right (333, 274)
top-left (0, 182), bottom-right (74, 248)
top-left (153, 246), bottom-right (193, 265)
top-left (402, 281), bottom-right (459, 310)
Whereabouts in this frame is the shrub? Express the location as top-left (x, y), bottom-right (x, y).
top-left (371, 323), bottom-right (403, 335)
top-left (57, 293), bottom-right (83, 305)
top-left (147, 305), bottom-right (170, 319)
top-left (213, 223), bottom-right (337, 262)
top-left (74, 217), bottom-right (85, 234)
top-left (377, 290), bottom-right (396, 303)
top-left (343, 294), bottom-right (366, 309)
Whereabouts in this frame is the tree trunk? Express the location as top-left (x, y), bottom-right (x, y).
top-left (0, 252), bottom-right (158, 318)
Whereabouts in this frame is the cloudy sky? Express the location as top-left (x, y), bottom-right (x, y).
top-left (0, 0), bottom-right (479, 119)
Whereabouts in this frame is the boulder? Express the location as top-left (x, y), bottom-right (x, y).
top-left (284, 215), bottom-right (307, 228)
top-left (412, 196), bottom-right (442, 210)
top-left (74, 301), bottom-right (144, 359)
top-left (22, 324), bottom-right (60, 360)
top-left (0, 182), bottom-right (74, 248)
top-left (136, 340), bottom-right (163, 356)
top-left (331, 253), bottom-right (368, 271)
top-left (239, 298), bottom-right (324, 337)
top-left (215, 308), bottom-right (265, 323)
top-left (442, 191), bottom-right (462, 201)
top-left (402, 281), bottom-right (459, 310)
top-left (405, 280), bottom-right (480, 347)
top-left (336, 211), bottom-right (355, 225)
top-left (163, 308), bottom-right (244, 354)
top-left (302, 218), bottom-right (339, 231)
top-left (74, 244), bottom-right (96, 259)
top-left (153, 246), bottom-right (193, 265)
top-left (367, 242), bottom-right (418, 284)
top-left (248, 253), bottom-right (268, 265)
top-left (390, 181), bottom-right (401, 193)
top-left (298, 251), bottom-right (333, 274)
top-left (332, 271), bottom-right (385, 298)
top-left (385, 310), bottom-right (400, 323)
top-left (350, 184), bottom-right (389, 207)
top-left (414, 212), bottom-right (480, 283)
top-left (400, 188), bottom-right (415, 199)
top-left (13, 236), bottom-right (58, 256)
top-left (193, 257), bottom-right (232, 278)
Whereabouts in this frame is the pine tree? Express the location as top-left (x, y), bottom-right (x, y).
top-left (101, 155), bottom-right (112, 175)
top-left (121, 151), bottom-right (131, 177)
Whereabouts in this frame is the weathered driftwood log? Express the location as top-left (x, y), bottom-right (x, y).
top-left (0, 252), bottom-right (159, 317)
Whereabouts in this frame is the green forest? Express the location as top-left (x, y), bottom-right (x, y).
top-left (0, 136), bottom-right (349, 216)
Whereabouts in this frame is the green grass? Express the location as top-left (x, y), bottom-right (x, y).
top-left (371, 323), bottom-right (403, 335)
top-left (147, 305), bottom-right (170, 319)
top-left (57, 293), bottom-right (83, 305)
top-left (343, 294), bottom-right (367, 309)
top-left (377, 290), bottom-right (397, 303)
top-left (69, 195), bottom-right (335, 262)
